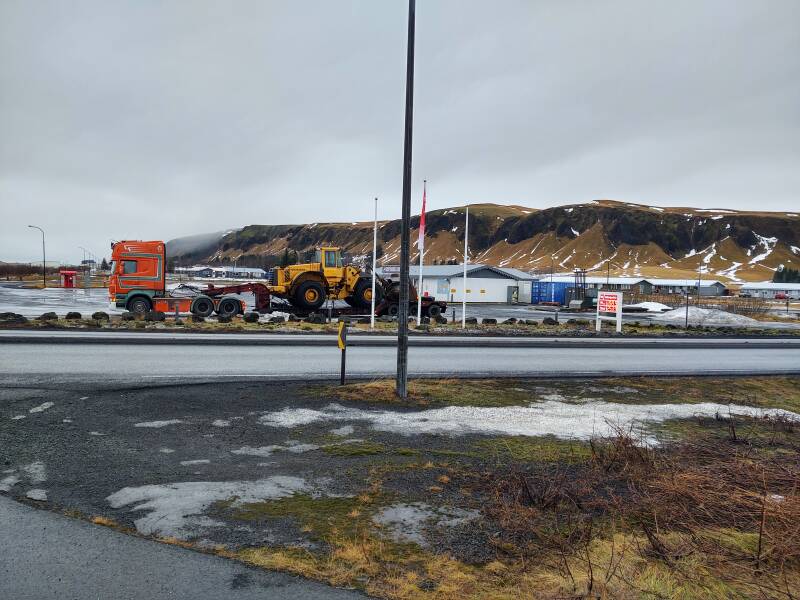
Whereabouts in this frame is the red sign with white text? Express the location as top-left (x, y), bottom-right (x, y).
top-left (598, 291), bottom-right (619, 313)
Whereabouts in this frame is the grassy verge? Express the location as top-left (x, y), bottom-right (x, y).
top-left (207, 417), bottom-right (800, 599)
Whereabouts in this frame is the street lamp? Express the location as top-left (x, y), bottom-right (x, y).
top-left (27, 225), bottom-right (46, 288)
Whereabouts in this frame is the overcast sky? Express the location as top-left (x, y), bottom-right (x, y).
top-left (1, 1), bottom-right (798, 264)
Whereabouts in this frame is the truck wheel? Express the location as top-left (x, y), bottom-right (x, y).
top-left (190, 296), bottom-right (214, 317)
top-left (426, 303), bottom-right (442, 319)
top-left (293, 280), bottom-right (326, 310)
top-left (387, 304), bottom-right (400, 317)
top-left (126, 296), bottom-right (152, 315)
top-left (216, 297), bottom-right (240, 318)
top-left (352, 279), bottom-right (383, 309)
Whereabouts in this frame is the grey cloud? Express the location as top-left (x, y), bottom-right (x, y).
top-left (1, 0), bottom-right (798, 263)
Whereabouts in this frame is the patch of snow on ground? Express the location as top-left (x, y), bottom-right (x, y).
top-left (625, 302), bottom-right (672, 313)
top-left (232, 443), bottom-right (320, 457)
top-left (373, 503), bottom-right (479, 546)
top-left (135, 419), bottom-right (184, 428)
top-left (159, 448), bottom-right (175, 454)
top-left (22, 461), bottom-right (47, 483)
top-left (654, 306), bottom-right (759, 326)
top-left (107, 476), bottom-right (314, 538)
top-left (26, 489), bottom-right (47, 501)
top-left (11, 415), bottom-right (25, 420)
top-left (29, 402), bottom-right (54, 413)
top-left (257, 401), bottom-right (797, 442)
top-left (211, 420), bottom-right (231, 427)
top-left (0, 475), bottom-right (20, 492)
top-left (330, 425), bottom-right (355, 436)
top-left (180, 459), bottom-right (210, 466)
top-left (749, 233), bottom-right (778, 264)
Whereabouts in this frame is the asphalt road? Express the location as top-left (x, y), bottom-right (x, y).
top-left (1, 340), bottom-right (798, 388)
top-left (0, 496), bottom-right (362, 600)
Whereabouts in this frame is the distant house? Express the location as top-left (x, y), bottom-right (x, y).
top-left (738, 282), bottom-right (800, 299)
top-left (377, 264), bottom-right (530, 303)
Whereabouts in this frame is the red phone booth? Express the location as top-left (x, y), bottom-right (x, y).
top-left (59, 270), bottom-right (77, 288)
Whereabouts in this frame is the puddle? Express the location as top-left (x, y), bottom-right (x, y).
top-left (135, 419), bottom-right (184, 428)
top-left (258, 401), bottom-right (799, 442)
top-left (373, 503), bottom-right (479, 546)
top-left (107, 476), bottom-right (315, 539)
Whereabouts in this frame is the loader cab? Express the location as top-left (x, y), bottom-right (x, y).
top-left (314, 248), bottom-right (343, 269)
top-left (315, 247), bottom-right (344, 284)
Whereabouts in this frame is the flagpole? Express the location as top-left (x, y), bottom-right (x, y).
top-left (462, 206), bottom-right (468, 328)
top-left (416, 180), bottom-right (426, 325)
top-left (371, 197), bottom-right (378, 329)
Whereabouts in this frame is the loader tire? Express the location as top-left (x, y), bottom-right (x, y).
top-left (351, 279), bottom-right (382, 309)
top-left (426, 303), bottom-right (442, 319)
top-left (293, 280), bottom-right (326, 310)
top-left (387, 304), bottom-right (400, 317)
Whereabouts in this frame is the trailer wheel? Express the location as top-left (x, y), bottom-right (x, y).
top-left (126, 296), bottom-right (152, 315)
top-left (426, 303), bottom-right (442, 319)
top-left (352, 279), bottom-right (383, 309)
top-left (293, 280), bottom-right (326, 310)
top-left (387, 303), bottom-right (400, 317)
top-left (190, 296), bottom-right (214, 317)
top-left (216, 296), bottom-right (240, 318)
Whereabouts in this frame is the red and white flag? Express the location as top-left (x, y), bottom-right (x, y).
top-left (417, 180), bottom-right (427, 251)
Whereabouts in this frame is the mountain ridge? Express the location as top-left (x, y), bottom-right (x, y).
top-left (167, 200), bottom-right (799, 283)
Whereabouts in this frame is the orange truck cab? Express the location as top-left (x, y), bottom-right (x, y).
top-left (109, 240), bottom-right (247, 316)
top-left (109, 240), bottom-right (167, 313)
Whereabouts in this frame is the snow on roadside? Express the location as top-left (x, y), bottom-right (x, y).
top-left (653, 306), bottom-right (758, 326)
top-left (107, 476), bottom-right (315, 538)
top-left (624, 302), bottom-right (672, 313)
top-left (256, 401), bottom-right (798, 442)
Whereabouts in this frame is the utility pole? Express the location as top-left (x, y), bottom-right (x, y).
top-left (28, 225), bottom-right (46, 288)
top-left (371, 197), bottom-right (378, 329)
top-left (79, 246), bottom-right (89, 288)
top-left (395, 0), bottom-right (416, 399)
top-left (461, 206), bottom-right (468, 328)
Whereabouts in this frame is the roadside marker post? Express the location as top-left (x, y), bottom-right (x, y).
top-left (596, 291), bottom-right (622, 333)
top-left (338, 320), bottom-right (348, 385)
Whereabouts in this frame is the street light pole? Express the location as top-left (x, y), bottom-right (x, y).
top-left (395, 0), bottom-right (416, 400)
top-left (79, 246), bottom-right (89, 288)
top-left (28, 225), bottom-right (46, 288)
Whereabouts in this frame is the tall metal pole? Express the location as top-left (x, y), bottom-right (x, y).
top-left (79, 246), bottom-right (88, 288)
top-left (462, 206), bottom-right (468, 328)
top-left (395, 0), bottom-right (416, 399)
top-left (28, 225), bottom-right (46, 288)
top-left (371, 197), bottom-right (377, 329)
top-left (416, 180), bottom-right (426, 326)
